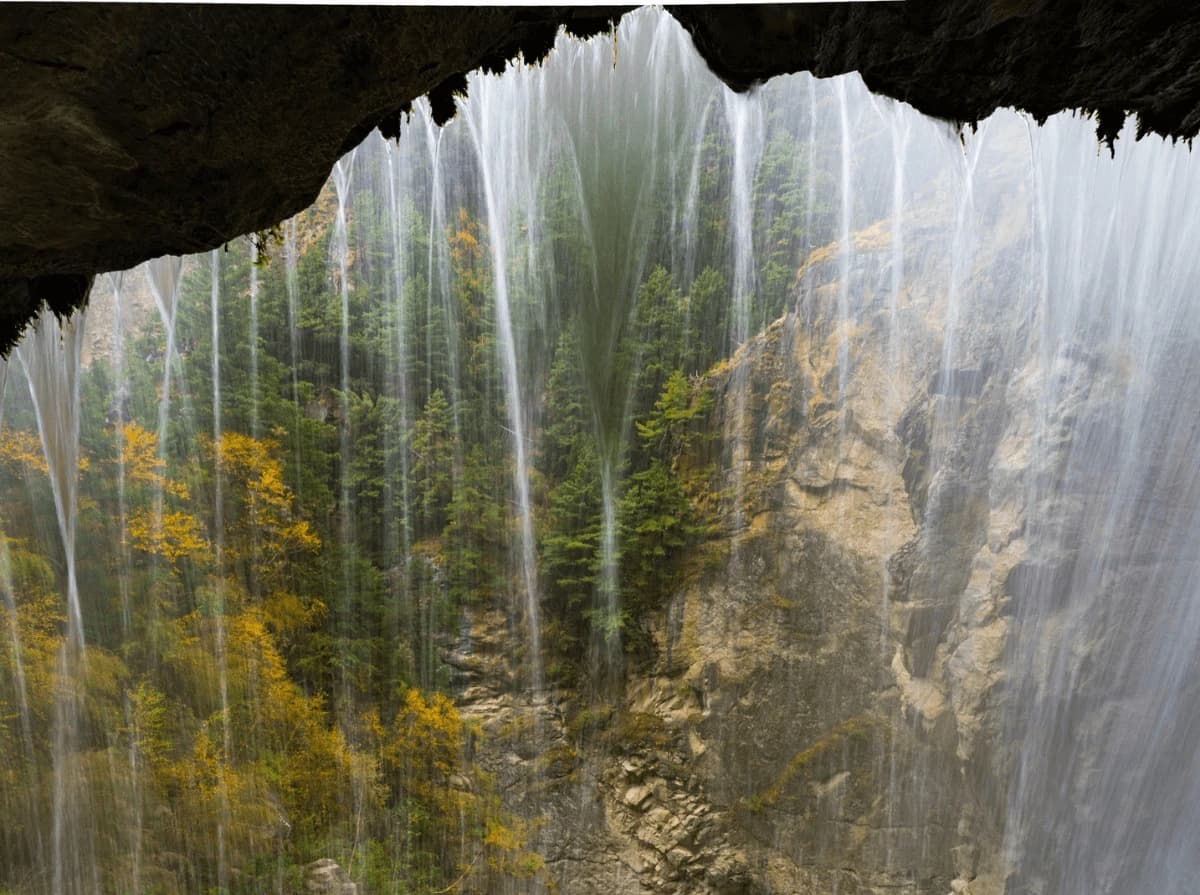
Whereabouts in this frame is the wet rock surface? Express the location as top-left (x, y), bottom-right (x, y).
top-left (433, 152), bottom-right (1049, 894)
top-left (3, 1), bottom-right (1200, 349)
top-left (303, 858), bottom-right (358, 895)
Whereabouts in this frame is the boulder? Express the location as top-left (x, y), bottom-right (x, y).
top-left (304, 858), bottom-right (358, 895)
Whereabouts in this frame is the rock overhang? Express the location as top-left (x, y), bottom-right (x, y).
top-left (1, 1), bottom-right (1197, 352)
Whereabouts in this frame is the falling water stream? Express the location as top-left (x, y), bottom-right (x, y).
top-left (723, 90), bottom-right (765, 543)
top-left (460, 90), bottom-right (545, 697)
top-left (15, 312), bottom-right (89, 895)
top-left (4, 8), bottom-right (1200, 895)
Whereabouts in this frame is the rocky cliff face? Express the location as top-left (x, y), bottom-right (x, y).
top-left (439, 126), bottom-right (1071, 895)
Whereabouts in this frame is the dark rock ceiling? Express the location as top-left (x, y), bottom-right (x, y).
top-left (1, 1), bottom-right (1198, 352)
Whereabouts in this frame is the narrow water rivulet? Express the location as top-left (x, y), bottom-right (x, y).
top-left (2, 8), bottom-right (1200, 894)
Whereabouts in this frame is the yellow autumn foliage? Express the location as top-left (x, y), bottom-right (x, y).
top-left (3, 592), bottom-right (61, 728)
top-left (390, 687), bottom-right (463, 780)
top-left (370, 684), bottom-right (546, 886)
top-left (363, 687), bottom-right (475, 849)
top-left (125, 680), bottom-right (172, 772)
top-left (118, 422), bottom-right (189, 499)
top-left (449, 208), bottom-right (487, 300)
top-left (450, 207), bottom-right (480, 252)
top-left (262, 590), bottom-right (326, 644)
top-left (484, 816), bottom-right (545, 878)
top-left (0, 540), bottom-right (63, 727)
top-left (212, 431), bottom-right (320, 558)
top-left (127, 509), bottom-right (208, 562)
top-left (149, 604), bottom-right (381, 849)
top-left (0, 428), bottom-right (48, 474)
top-left (164, 725), bottom-right (281, 866)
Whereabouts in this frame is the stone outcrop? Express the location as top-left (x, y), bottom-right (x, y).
top-left (3, 1), bottom-right (1200, 349)
top-left (303, 858), bottom-right (358, 895)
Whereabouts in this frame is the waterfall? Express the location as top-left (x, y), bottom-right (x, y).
top-left (147, 257), bottom-right (184, 458)
top-left (108, 272), bottom-right (133, 637)
top-left (384, 136), bottom-right (414, 565)
top-left (208, 246), bottom-right (234, 895)
top-left (283, 220), bottom-right (304, 499)
top-left (16, 311), bottom-right (90, 895)
top-left (248, 243), bottom-right (260, 441)
top-left (461, 86), bottom-right (546, 696)
top-left (105, 267), bottom-right (144, 895)
top-left (211, 250), bottom-right (224, 560)
top-left (723, 89), bottom-right (765, 539)
top-left (835, 77), bottom-right (854, 413)
top-left (998, 115), bottom-right (1200, 895)
top-left (5, 9), bottom-right (1200, 895)
top-left (16, 315), bottom-right (86, 649)
top-left (331, 152), bottom-right (358, 714)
